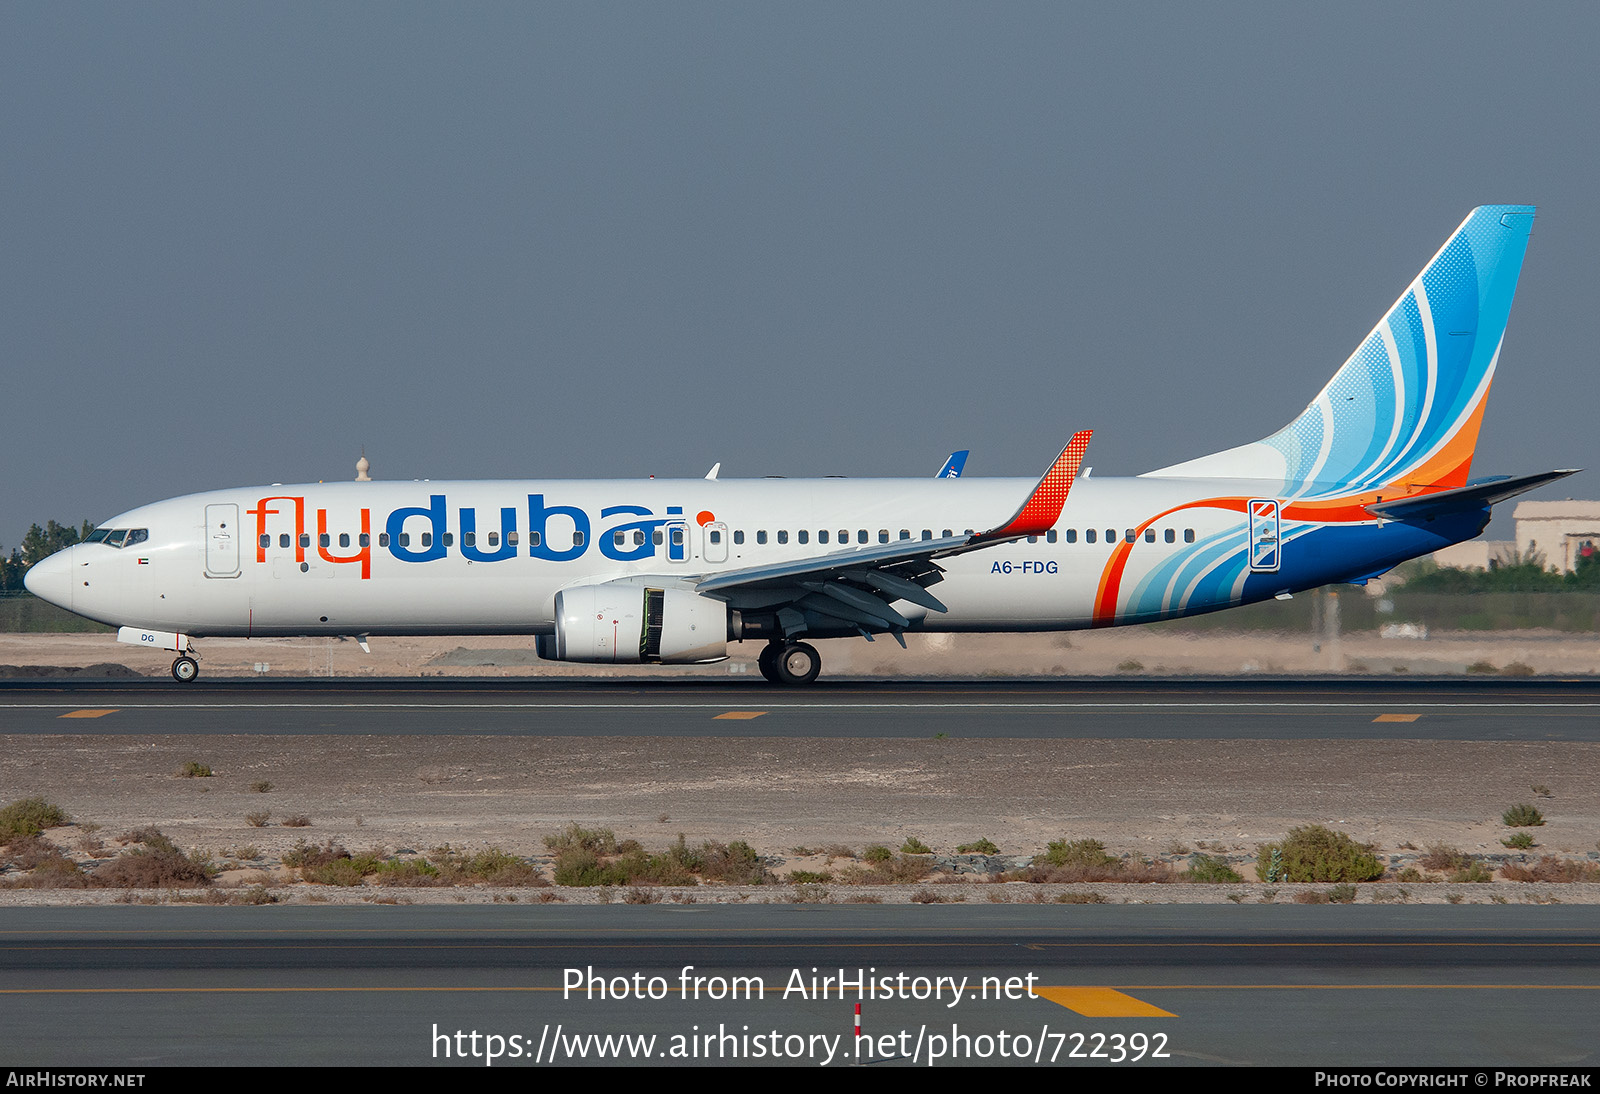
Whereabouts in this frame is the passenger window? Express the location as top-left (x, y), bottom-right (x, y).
top-left (1047, 530), bottom-right (1058, 543)
top-left (359, 533), bottom-right (370, 547)
top-left (858, 530), bottom-right (869, 544)
top-left (709, 530), bottom-right (722, 545)
top-left (1184, 529), bottom-right (1196, 543)
top-left (633, 530), bottom-right (645, 546)
top-left (319, 533), bottom-right (331, 548)
top-left (1105, 529), bottom-right (1115, 543)
top-left (1144, 529), bottom-right (1155, 543)
top-left (734, 530), bottom-right (745, 545)
top-left (899, 529), bottom-right (911, 540)
top-left (1164, 529), bottom-right (1175, 543)
top-left (1125, 529), bottom-right (1136, 543)
top-left (819, 530), bottom-right (829, 544)
top-left (1027, 535), bottom-right (1038, 544)
top-left (444, 533), bottom-right (455, 547)
top-left (757, 530), bottom-right (768, 545)
top-left (921, 529), bottom-right (932, 540)
top-left (299, 533), bottom-right (311, 549)
top-left (797, 530), bottom-right (808, 544)
top-left (1065, 529), bottom-right (1077, 543)
top-left (463, 532), bottom-right (477, 547)
top-left (512, 532), bottom-right (524, 545)
top-left (778, 530), bottom-right (788, 544)
top-left (879, 530), bottom-right (889, 544)
top-left (1086, 529), bottom-right (1097, 543)
top-left (486, 532), bottom-right (498, 547)
top-left (670, 528), bottom-right (683, 546)
top-left (653, 530), bottom-right (664, 545)
top-left (378, 533), bottom-right (389, 547)
top-left (399, 533), bottom-right (410, 547)
top-left (572, 531), bottom-right (584, 546)
top-left (340, 533), bottom-right (351, 548)
top-left (942, 529), bottom-right (953, 538)
top-left (421, 533), bottom-right (433, 548)
top-left (613, 531), bottom-right (626, 547)
top-left (259, 535), bottom-right (270, 549)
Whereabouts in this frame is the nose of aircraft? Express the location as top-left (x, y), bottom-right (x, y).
top-left (23, 547), bottom-right (73, 611)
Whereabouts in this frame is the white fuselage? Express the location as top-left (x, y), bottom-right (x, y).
top-left (24, 472), bottom-right (1444, 641)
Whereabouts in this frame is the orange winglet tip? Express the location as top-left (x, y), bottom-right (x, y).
top-left (984, 430), bottom-right (1093, 539)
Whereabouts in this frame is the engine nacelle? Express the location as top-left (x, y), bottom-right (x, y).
top-left (541, 584), bottom-right (728, 664)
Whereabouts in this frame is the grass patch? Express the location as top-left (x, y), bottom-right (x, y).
top-left (0, 798), bottom-right (69, 838)
top-left (1502, 832), bottom-right (1536, 850)
top-left (899, 837), bottom-right (932, 855)
top-left (177, 761), bottom-right (213, 778)
top-left (956, 838), bottom-right (999, 855)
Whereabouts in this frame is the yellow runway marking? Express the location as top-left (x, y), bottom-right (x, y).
top-left (1032, 986), bottom-right (1176, 1017)
top-left (714, 711), bottom-right (767, 720)
top-left (57, 709), bottom-right (119, 719)
top-left (1373, 713), bottom-right (1421, 723)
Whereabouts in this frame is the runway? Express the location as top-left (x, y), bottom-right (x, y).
top-left (1, 905), bottom-right (1596, 1067)
top-left (4, 677), bottom-right (1600, 740)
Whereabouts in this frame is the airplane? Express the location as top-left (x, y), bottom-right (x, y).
top-left (24, 205), bottom-right (1574, 685)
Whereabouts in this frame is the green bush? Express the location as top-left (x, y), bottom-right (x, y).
top-left (1255, 826), bottom-right (1384, 883)
top-left (862, 845), bottom-right (893, 863)
top-left (1503, 804), bottom-right (1545, 827)
top-left (1183, 853), bottom-right (1244, 883)
top-left (1502, 832), bottom-right (1536, 850)
top-left (0, 798), bottom-right (69, 839)
top-left (177, 762), bottom-right (213, 778)
top-left (956, 838), bottom-right (999, 855)
top-left (900, 837), bottom-right (932, 855)
top-left (1035, 839), bottom-right (1116, 870)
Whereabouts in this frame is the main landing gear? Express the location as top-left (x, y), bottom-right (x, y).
top-left (757, 641), bottom-right (821, 686)
top-left (171, 655), bottom-right (199, 683)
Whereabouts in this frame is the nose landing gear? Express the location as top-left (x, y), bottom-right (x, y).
top-left (171, 655), bottom-right (200, 683)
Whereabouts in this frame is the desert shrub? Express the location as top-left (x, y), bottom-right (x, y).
top-left (1421, 845), bottom-right (1468, 872)
top-left (304, 858), bottom-right (369, 886)
top-left (841, 854), bottom-right (937, 885)
top-left (900, 837), bottom-right (932, 855)
top-left (1449, 860), bottom-right (1494, 884)
top-left (250, 781), bottom-right (273, 793)
top-left (1467, 660), bottom-right (1498, 674)
top-left (1055, 891), bottom-right (1107, 904)
top-left (282, 839), bottom-right (351, 869)
top-left (956, 838), bottom-right (999, 855)
top-left (1502, 662), bottom-right (1535, 677)
top-left (245, 812), bottom-right (269, 828)
top-left (622, 887), bottom-right (660, 904)
top-left (910, 888), bottom-right (957, 903)
top-left (1503, 804), bottom-right (1545, 827)
top-left (1183, 854), bottom-right (1244, 883)
top-left (1327, 884), bottom-right (1358, 903)
top-left (862, 845), bottom-right (893, 864)
top-left (373, 858), bottom-right (444, 886)
top-left (1500, 857), bottom-right (1600, 883)
top-left (1256, 826), bottom-right (1383, 883)
top-left (697, 841), bottom-right (769, 885)
top-left (1502, 832), bottom-right (1536, 850)
top-left (0, 798), bottom-right (69, 839)
top-left (177, 762), bottom-right (212, 778)
top-left (118, 827), bottom-right (179, 854)
top-left (94, 846), bottom-right (212, 888)
top-left (787, 870), bottom-right (831, 883)
top-left (282, 815), bottom-right (311, 827)
top-left (450, 848), bottom-right (545, 886)
top-left (543, 823), bottom-right (618, 856)
top-left (1036, 839), bottom-right (1116, 870)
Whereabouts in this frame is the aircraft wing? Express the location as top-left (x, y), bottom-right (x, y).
top-left (694, 432), bottom-right (1091, 642)
top-left (1364, 469), bottom-right (1580, 520)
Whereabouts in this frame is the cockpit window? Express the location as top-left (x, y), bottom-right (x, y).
top-left (90, 528), bottom-right (148, 549)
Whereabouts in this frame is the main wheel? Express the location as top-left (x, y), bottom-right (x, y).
top-left (772, 642), bottom-right (821, 686)
top-left (171, 656), bottom-right (199, 683)
top-left (757, 643), bottom-right (781, 683)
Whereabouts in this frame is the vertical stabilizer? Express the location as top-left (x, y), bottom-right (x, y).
top-left (1146, 205), bottom-right (1535, 497)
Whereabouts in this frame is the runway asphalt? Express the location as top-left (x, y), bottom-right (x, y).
top-left (3, 676), bottom-right (1600, 740)
top-left (1, 904), bottom-right (1595, 1067)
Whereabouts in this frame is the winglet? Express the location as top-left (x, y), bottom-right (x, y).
top-left (979, 431), bottom-right (1092, 540)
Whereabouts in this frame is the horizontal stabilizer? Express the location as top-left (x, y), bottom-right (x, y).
top-left (1364, 469), bottom-right (1580, 520)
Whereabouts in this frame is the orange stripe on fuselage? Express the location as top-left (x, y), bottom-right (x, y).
top-left (1091, 497), bottom-right (1248, 626)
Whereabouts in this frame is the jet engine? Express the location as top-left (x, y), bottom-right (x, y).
top-left (537, 584), bottom-right (728, 664)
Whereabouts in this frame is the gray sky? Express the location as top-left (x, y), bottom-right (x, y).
top-left (4, 2), bottom-right (1597, 547)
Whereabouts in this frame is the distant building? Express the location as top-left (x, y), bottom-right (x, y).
top-left (1429, 539), bottom-right (1515, 572)
top-left (1511, 499), bottom-right (1600, 573)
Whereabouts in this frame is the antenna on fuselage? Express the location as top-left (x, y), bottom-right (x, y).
top-left (356, 448), bottom-right (372, 482)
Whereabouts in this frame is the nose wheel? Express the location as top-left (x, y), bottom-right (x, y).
top-left (759, 641), bottom-right (821, 686)
top-left (171, 656), bottom-right (200, 683)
